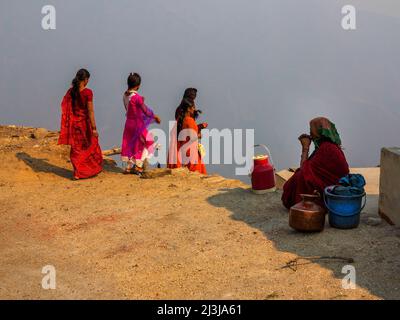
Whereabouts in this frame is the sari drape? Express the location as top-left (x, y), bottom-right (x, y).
top-left (167, 120), bottom-right (181, 169)
top-left (167, 106), bottom-right (183, 169)
top-left (58, 88), bottom-right (103, 179)
top-left (282, 141), bottom-right (349, 209)
top-left (121, 93), bottom-right (155, 163)
top-left (175, 116), bottom-right (207, 174)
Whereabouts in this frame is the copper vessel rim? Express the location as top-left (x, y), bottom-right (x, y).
top-left (300, 193), bottom-right (320, 199)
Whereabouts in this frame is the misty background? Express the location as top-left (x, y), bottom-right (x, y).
top-left (1, 0), bottom-right (399, 180)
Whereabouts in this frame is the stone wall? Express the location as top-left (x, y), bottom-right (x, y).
top-left (379, 147), bottom-right (400, 225)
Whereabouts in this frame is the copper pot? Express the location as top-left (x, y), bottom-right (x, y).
top-left (289, 193), bottom-right (326, 232)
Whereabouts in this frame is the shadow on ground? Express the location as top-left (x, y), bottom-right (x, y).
top-left (16, 152), bottom-right (72, 179)
top-left (207, 187), bottom-right (400, 299)
top-left (16, 152), bottom-right (123, 179)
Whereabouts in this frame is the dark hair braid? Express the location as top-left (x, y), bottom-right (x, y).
top-left (177, 98), bottom-right (195, 133)
top-left (71, 68), bottom-right (90, 107)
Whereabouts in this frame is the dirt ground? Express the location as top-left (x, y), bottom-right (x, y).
top-left (1, 125), bottom-right (400, 300)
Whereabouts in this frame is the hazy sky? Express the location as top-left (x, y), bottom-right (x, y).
top-left (1, 0), bottom-right (399, 178)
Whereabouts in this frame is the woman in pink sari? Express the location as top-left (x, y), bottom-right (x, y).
top-left (121, 73), bottom-right (161, 175)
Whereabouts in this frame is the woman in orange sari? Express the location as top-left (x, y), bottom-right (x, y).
top-left (58, 69), bottom-right (103, 180)
top-left (168, 88), bottom-right (208, 169)
top-left (176, 98), bottom-right (207, 174)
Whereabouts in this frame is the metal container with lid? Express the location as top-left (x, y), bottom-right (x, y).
top-left (289, 193), bottom-right (326, 232)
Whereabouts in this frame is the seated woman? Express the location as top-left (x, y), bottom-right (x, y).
top-left (282, 117), bottom-right (349, 209)
top-left (175, 98), bottom-right (207, 174)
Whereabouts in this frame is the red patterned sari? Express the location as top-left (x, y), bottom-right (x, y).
top-left (58, 88), bottom-right (103, 179)
top-left (282, 141), bottom-right (349, 209)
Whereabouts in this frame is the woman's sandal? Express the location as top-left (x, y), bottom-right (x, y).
top-left (133, 167), bottom-right (144, 176)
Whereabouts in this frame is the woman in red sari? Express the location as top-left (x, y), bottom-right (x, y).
top-left (58, 69), bottom-right (103, 180)
top-left (175, 98), bottom-right (207, 174)
top-left (282, 117), bottom-right (349, 209)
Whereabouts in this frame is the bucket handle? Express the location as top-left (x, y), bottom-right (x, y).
top-left (254, 144), bottom-right (275, 167)
top-left (323, 190), bottom-right (367, 217)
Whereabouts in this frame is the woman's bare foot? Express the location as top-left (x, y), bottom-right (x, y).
top-left (123, 162), bottom-right (135, 174)
top-left (123, 168), bottom-right (132, 174)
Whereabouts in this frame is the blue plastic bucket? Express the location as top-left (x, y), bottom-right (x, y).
top-left (324, 186), bottom-right (366, 229)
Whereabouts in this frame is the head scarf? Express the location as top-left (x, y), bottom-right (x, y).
top-left (310, 117), bottom-right (342, 148)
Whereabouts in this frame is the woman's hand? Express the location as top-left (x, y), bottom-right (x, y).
top-left (298, 134), bottom-right (311, 167)
top-left (200, 122), bottom-right (208, 129)
top-left (298, 133), bottom-right (311, 150)
top-left (154, 115), bottom-right (161, 124)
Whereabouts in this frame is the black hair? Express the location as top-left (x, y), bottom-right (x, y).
top-left (127, 73), bottom-right (141, 90)
top-left (71, 68), bottom-right (90, 107)
top-left (183, 88), bottom-right (197, 100)
top-left (177, 98), bottom-right (195, 133)
top-left (182, 88), bottom-right (202, 119)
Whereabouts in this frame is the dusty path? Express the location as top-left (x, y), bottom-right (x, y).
top-left (0, 125), bottom-right (399, 300)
